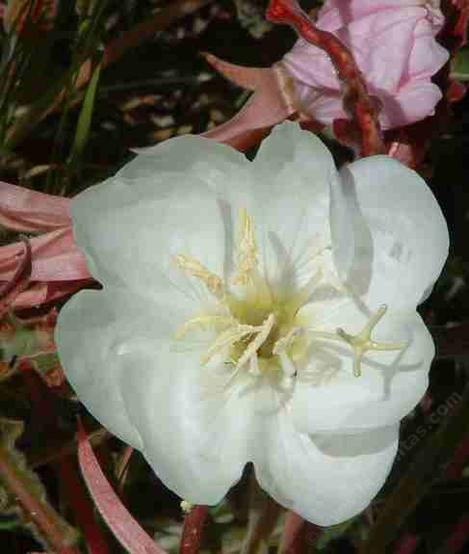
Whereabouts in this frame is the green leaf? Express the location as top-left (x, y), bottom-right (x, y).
top-left (451, 48), bottom-right (469, 81)
top-left (0, 515), bottom-right (21, 530)
top-left (69, 59), bottom-right (102, 164)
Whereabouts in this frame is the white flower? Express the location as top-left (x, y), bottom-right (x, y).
top-left (56, 122), bottom-right (448, 526)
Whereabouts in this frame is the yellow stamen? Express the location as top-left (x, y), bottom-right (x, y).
top-left (235, 313), bottom-right (276, 370)
top-left (174, 314), bottom-right (233, 340)
top-left (201, 323), bottom-right (257, 365)
top-left (233, 208), bottom-right (258, 286)
top-left (173, 254), bottom-right (224, 298)
top-left (273, 327), bottom-right (302, 356)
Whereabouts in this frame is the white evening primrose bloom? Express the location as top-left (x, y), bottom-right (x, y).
top-left (56, 121), bottom-right (448, 526)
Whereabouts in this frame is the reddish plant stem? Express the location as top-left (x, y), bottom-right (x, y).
top-left (60, 456), bottom-right (110, 554)
top-left (394, 533), bottom-right (419, 554)
top-left (446, 433), bottom-right (469, 480)
top-left (0, 444), bottom-right (79, 553)
top-left (179, 505), bottom-right (209, 554)
top-left (279, 511), bottom-right (306, 553)
top-left (20, 365), bottom-right (109, 553)
top-left (77, 421), bottom-right (166, 554)
top-left (266, 0), bottom-right (384, 157)
top-left (0, 237), bottom-right (31, 318)
top-left (279, 512), bottom-right (321, 553)
top-left (432, 323), bottom-right (469, 360)
top-left (445, 513), bottom-right (469, 553)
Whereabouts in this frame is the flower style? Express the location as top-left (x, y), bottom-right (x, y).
top-left (55, 122), bottom-right (448, 526)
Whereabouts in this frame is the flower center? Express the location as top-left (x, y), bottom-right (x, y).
top-left (173, 209), bottom-right (405, 387)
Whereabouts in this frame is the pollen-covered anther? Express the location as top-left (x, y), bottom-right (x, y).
top-left (273, 327), bottom-right (302, 378)
top-left (201, 323), bottom-right (259, 365)
top-left (174, 314), bottom-right (234, 340)
top-left (235, 313), bottom-right (276, 370)
top-left (180, 500), bottom-right (193, 513)
top-left (173, 254), bottom-right (224, 298)
top-left (336, 304), bottom-right (407, 377)
top-left (233, 208), bottom-right (258, 286)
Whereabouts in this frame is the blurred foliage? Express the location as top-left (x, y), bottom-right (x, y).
top-left (0, 0), bottom-right (468, 553)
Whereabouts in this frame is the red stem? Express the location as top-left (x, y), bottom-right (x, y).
top-left (279, 511), bottom-right (306, 553)
top-left (266, 0), bottom-right (384, 157)
top-left (60, 457), bottom-right (111, 554)
top-left (0, 444), bottom-right (79, 553)
top-left (446, 433), bottom-right (469, 480)
top-left (394, 533), bottom-right (419, 554)
top-left (446, 514), bottom-right (469, 553)
top-left (179, 505), bottom-right (209, 554)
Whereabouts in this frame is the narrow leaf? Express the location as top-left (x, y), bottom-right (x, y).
top-left (69, 60), bottom-right (102, 163)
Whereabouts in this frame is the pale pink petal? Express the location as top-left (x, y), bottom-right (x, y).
top-left (33, 250), bottom-right (91, 281)
top-left (380, 80), bottom-right (443, 128)
top-left (204, 53), bottom-right (272, 91)
top-left (282, 40), bottom-right (339, 91)
top-left (202, 67), bottom-right (295, 150)
top-left (0, 227), bottom-right (90, 282)
top-left (281, 2), bottom-right (448, 131)
top-left (12, 281), bottom-right (91, 309)
top-left (292, 81), bottom-right (344, 122)
top-left (0, 181), bottom-right (71, 232)
top-left (339, 12), bottom-right (418, 92)
top-left (406, 19), bottom-right (449, 79)
top-left (284, 10), bottom-right (423, 94)
top-left (317, 1), bottom-right (444, 33)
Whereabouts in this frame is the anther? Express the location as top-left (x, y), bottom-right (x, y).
top-left (201, 323), bottom-right (257, 365)
top-left (233, 208), bottom-right (258, 286)
top-left (174, 314), bottom-right (233, 340)
top-left (180, 500), bottom-right (193, 513)
top-left (235, 313), bottom-right (276, 370)
top-left (173, 254), bottom-right (224, 298)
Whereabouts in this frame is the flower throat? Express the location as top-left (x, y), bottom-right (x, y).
top-left (173, 208), bottom-right (404, 387)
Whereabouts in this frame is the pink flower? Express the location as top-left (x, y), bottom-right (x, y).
top-left (203, 0), bottom-right (449, 148)
top-left (282, 0), bottom-right (449, 129)
top-left (0, 181), bottom-right (91, 310)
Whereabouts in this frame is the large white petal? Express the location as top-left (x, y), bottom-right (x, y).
top-left (56, 288), bottom-right (148, 449)
top-left (249, 121), bottom-right (336, 289)
top-left (71, 136), bottom-right (251, 291)
top-left (330, 156), bottom-right (449, 310)
top-left (253, 412), bottom-right (399, 526)
top-left (56, 285), bottom-right (258, 504)
top-left (118, 345), bottom-right (279, 504)
top-left (290, 297), bottom-right (434, 433)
